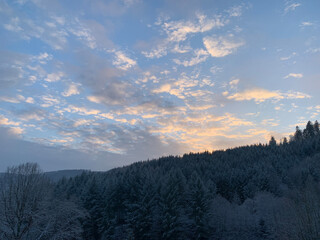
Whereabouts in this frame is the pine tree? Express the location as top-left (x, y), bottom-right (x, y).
top-left (314, 120), bottom-right (320, 135)
top-left (125, 174), bottom-right (154, 240)
top-left (82, 178), bottom-right (104, 240)
top-left (269, 136), bottom-right (277, 146)
top-left (282, 137), bottom-right (288, 145)
top-left (303, 121), bottom-right (315, 139)
top-left (159, 171), bottom-right (186, 240)
top-left (294, 126), bottom-right (303, 141)
top-left (187, 172), bottom-right (211, 240)
top-left (257, 219), bottom-right (271, 239)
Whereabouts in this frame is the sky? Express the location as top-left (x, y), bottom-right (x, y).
top-left (0, 0), bottom-right (320, 171)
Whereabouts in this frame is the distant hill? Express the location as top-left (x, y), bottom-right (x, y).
top-left (55, 120), bottom-right (320, 239)
top-left (3, 121), bottom-right (320, 239)
top-left (0, 169), bottom-right (86, 182)
top-left (44, 169), bottom-right (87, 182)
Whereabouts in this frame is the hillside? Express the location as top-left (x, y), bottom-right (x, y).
top-left (55, 121), bottom-right (320, 240)
top-left (45, 169), bottom-right (87, 182)
top-left (2, 121), bottom-right (320, 240)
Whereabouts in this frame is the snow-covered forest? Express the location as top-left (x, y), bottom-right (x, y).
top-left (2, 121), bottom-right (320, 239)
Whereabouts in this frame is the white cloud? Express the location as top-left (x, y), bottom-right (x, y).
top-left (0, 115), bottom-right (20, 126)
top-left (51, 16), bottom-right (65, 25)
top-left (4, 17), bottom-right (22, 32)
top-left (87, 95), bottom-right (102, 104)
top-left (280, 52), bottom-right (296, 61)
top-left (227, 88), bottom-right (310, 102)
top-left (210, 66), bottom-right (223, 74)
top-left (25, 97), bottom-right (34, 104)
top-left (300, 21), bottom-right (313, 27)
top-left (69, 24), bottom-right (97, 49)
top-left (306, 48), bottom-right (320, 54)
top-left (229, 79), bottom-right (240, 86)
top-left (112, 51), bottom-right (137, 70)
top-left (142, 44), bottom-right (167, 59)
top-left (40, 95), bottom-right (60, 107)
top-left (65, 105), bottom-right (100, 115)
top-left (222, 91), bottom-right (229, 96)
top-left (152, 83), bottom-right (172, 94)
top-left (143, 13), bottom-right (226, 59)
top-left (0, 96), bottom-right (20, 103)
top-left (284, 3), bottom-right (301, 14)
top-left (172, 44), bottom-right (192, 53)
top-left (62, 83), bottom-right (80, 97)
top-left (45, 72), bottom-right (64, 82)
top-left (203, 35), bottom-right (244, 57)
top-left (73, 119), bottom-right (92, 127)
top-left (164, 13), bottom-right (225, 43)
top-left (8, 127), bottom-right (24, 135)
top-left (227, 6), bottom-right (243, 17)
top-left (284, 73), bottom-right (303, 79)
top-left (32, 52), bottom-right (52, 64)
top-left (173, 49), bottom-right (209, 67)
top-left (0, 95), bottom-right (26, 103)
top-left (19, 112), bottom-right (44, 121)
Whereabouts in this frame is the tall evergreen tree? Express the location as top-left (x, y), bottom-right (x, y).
top-left (294, 126), bottom-right (303, 141)
top-left (187, 172), bottom-right (211, 240)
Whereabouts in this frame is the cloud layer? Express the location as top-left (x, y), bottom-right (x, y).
top-left (0, 0), bottom-right (318, 171)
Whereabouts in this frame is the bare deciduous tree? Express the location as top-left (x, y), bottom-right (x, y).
top-left (0, 163), bottom-right (48, 240)
top-left (0, 163), bottom-right (84, 240)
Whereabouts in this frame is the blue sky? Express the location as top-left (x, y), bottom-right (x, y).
top-left (0, 0), bottom-right (320, 171)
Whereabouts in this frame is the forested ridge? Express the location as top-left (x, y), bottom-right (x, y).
top-left (2, 121), bottom-right (320, 239)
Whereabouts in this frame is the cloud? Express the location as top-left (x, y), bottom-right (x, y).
top-left (142, 13), bottom-right (226, 59)
top-left (210, 66), bottom-right (223, 74)
top-left (0, 95), bottom-right (34, 104)
top-left (261, 118), bottom-right (279, 127)
top-left (75, 51), bottom-right (140, 106)
top-left (62, 83), bottom-right (80, 97)
top-left (227, 88), bottom-right (310, 102)
top-left (172, 44), bottom-right (192, 54)
top-left (300, 21), bottom-right (313, 27)
top-left (40, 95), bottom-right (60, 108)
top-left (112, 50), bottom-right (137, 70)
top-left (173, 49), bottom-right (209, 67)
top-left (0, 96), bottom-right (21, 103)
top-left (229, 79), bottom-right (240, 86)
top-left (163, 13), bottom-right (225, 43)
top-left (284, 73), bottom-right (303, 79)
top-left (142, 44), bottom-right (168, 59)
top-left (25, 97), bottom-right (34, 104)
top-left (86, 0), bottom-right (140, 17)
top-left (45, 72), bottom-right (64, 82)
top-left (280, 52), bottom-right (297, 61)
top-left (3, 15), bottom-right (69, 50)
top-left (306, 48), bottom-right (320, 54)
top-left (64, 105), bottom-right (100, 116)
top-left (15, 108), bottom-right (46, 121)
top-left (8, 127), bottom-right (24, 135)
top-left (31, 52), bottom-right (53, 64)
top-left (227, 6), bottom-right (243, 17)
top-left (284, 3), bottom-right (301, 14)
top-left (203, 35), bottom-right (244, 57)
top-left (149, 112), bottom-right (257, 152)
top-left (0, 115), bottom-right (20, 126)
top-left (0, 126), bottom-right (127, 171)
top-left (151, 72), bottom-right (205, 100)
top-left (0, 51), bottom-right (27, 89)
top-left (3, 17), bottom-right (23, 32)
top-left (68, 22), bottom-right (97, 49)
top-left (73, 119), bottom-right (92, 127)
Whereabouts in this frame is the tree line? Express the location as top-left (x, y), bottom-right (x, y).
top-left (1, 121), bottom-right (320, 239)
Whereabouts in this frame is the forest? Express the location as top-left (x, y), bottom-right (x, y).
top-left (2, 121), bottom-right (320, 240)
